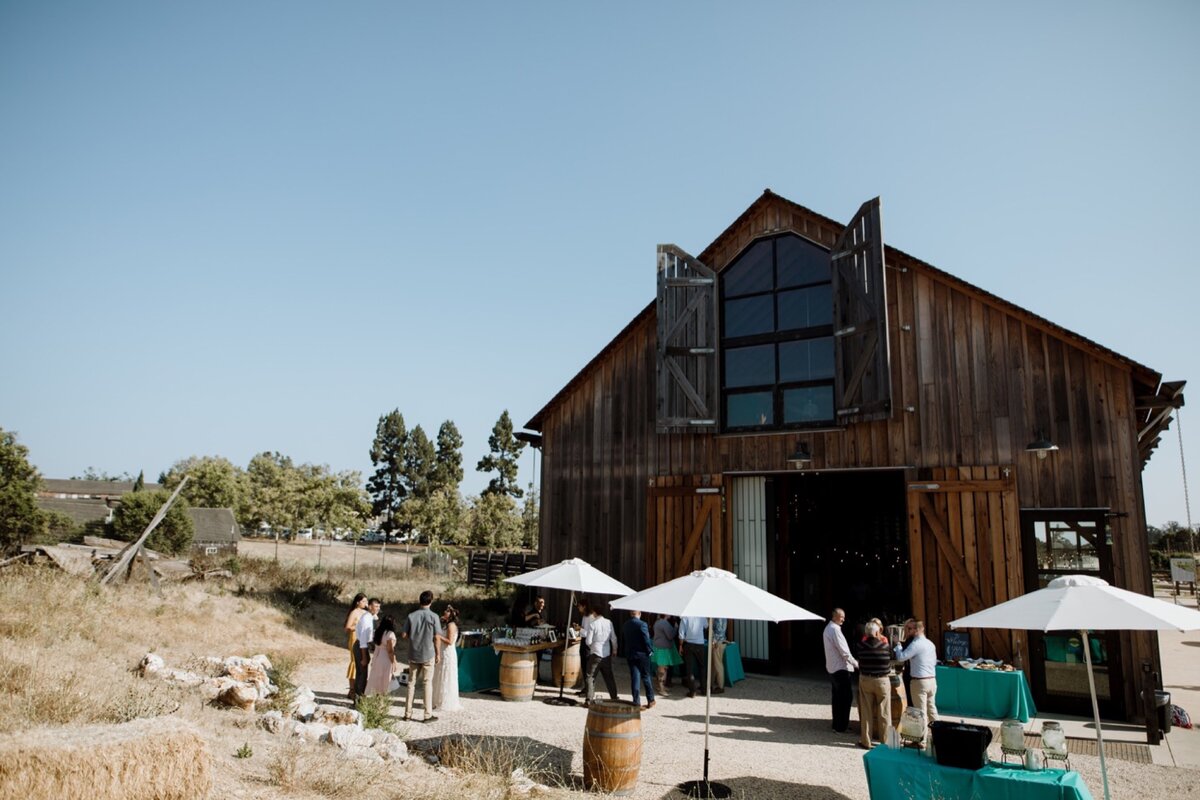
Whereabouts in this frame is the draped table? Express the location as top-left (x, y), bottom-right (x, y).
top-left (456, 644), bottom-right (500, 693)
top-left (863, 745), bottom-right (1093, 800)
top-left (935, 665), bottom-right (1037, 722)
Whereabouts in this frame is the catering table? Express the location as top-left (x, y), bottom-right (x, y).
top-left (863, 745), bottom-right (1093, 800)
top-left (935, 665), bottom-right (1037, 723)
top-left (456, 645), bottom-right (500, 693)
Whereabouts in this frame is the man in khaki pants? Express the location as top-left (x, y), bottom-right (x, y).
top-left (855, 621), bottom-right (893, 749)
top-left (894, 619), bottom-right (938, 737)
top-left (401, 590), bottom-right (442, 722)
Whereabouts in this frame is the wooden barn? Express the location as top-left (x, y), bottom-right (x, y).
top-left (523, 190), bottom-right (1184, 722)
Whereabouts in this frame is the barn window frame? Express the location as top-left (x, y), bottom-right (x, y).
top-left (720, 233), bottom-right (837, 433)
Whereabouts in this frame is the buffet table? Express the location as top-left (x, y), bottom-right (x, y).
top-left (935, 665), bottom-right (1037, 722)
top-left (863, 745), bottom-right (1093, 800)
top-left (457, 644), bottom-right (500, 693)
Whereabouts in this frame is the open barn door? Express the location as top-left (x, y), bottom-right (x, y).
top-left (656, 245), bottom-right (719, 433)
top-left (906, 467), bottom-right (1026, 666)
top-left (645, 475), bottom-right (727, 587)
top-left (832, 198), bottom-right (892, 423)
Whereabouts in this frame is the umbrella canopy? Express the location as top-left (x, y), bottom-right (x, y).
top-left (610, 566), bottom-right (823, 622)
top-left (504, 557), bottom-right (634, 596)
top-left (949, 574), bottom-right (1200, 800)
top-left (949, 574), bottom-right (1200, 632)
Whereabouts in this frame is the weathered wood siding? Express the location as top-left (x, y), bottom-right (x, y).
top-left (534, 194), bottom-right (1158, 717)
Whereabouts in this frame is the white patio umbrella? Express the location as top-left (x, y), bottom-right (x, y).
top-left (950, 574), bottom-right (1200, 800)
top-left (611, 567), bottom-right (823, 798)
top-left (505, 558), bottom-right (634, 705)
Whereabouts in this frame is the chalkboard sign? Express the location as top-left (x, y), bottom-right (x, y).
top-left (943, 631), bottom-right (971, 661)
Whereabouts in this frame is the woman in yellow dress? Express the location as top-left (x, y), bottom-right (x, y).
top-left (344, 593), bottom-right (368, 698)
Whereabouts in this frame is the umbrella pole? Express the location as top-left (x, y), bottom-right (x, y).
top-left (1081, 629), bottom-right (1111, 800)
top-left (704, 618), bottom-right (713, 785)
top-left (560, 590), bottom-right (575, 702)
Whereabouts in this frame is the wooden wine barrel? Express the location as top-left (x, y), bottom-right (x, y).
top-left (499, 651), bottom-right (537, 702)
top-left (890, 676), bottom-right (907, 726)
top-left (583, 699), bottom-right (642, 796)
top-left (551, 642), bottom-right (581, 688)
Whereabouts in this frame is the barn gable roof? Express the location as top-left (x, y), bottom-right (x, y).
top-left (526, 190), bottom-right (1168, 435)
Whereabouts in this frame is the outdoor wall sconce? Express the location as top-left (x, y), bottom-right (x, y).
top-left (1025, 431), bottom-right (1059, 460)
top-left (787, 443), bottom-right (813, 468)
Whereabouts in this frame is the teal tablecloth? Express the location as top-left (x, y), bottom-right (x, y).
top-left (723, 640), bottom-right (745, 686)
top-left (863, 745), bottom-right (1093, 800)
top-left (457, 645), bottom-right (500, 693)
top-left (935, 666), bottom-right (1037, 723)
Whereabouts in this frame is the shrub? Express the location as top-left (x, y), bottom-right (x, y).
top-left (354, 693), bottom-right (396, 733)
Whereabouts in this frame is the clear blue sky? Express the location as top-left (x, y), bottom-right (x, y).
top-left (2, 2), bottom-right (1196, 526)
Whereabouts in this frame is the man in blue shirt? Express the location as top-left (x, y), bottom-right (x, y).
top-left (677, 616), bottom-right (708, 698)
top-left (893, 619), bottom-right (938, 727)
top-left (621, 610), bottom-right (656, 709)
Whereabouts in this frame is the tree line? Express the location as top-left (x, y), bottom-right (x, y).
top-left (0, 410), bottom-right (539, 557)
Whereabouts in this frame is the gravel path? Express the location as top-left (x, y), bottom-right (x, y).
top-left (300, 652), bottom-right (1197, 800)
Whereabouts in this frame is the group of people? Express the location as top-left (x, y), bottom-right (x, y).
top-left (823, 609), bottom-right (938, 750)
top-left (568, 597), bottom-right (729, 709)
top-left (344, 590), bottom-right (463, 722)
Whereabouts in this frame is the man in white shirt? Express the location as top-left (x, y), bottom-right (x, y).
top-left (353, 598), bottom-right (381, 698)
top-left (822, 608), bottom-right (858, 733)
top-left (583, 605), bottom-right (619, 705)
top-left (893, 619), bottom-right (938, 727)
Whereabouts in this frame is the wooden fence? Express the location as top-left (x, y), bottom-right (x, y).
top-left (466, 551), bottom-right (539, 587)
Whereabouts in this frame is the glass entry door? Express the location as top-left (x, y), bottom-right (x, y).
top-left (1021, 510), bottom-right (1125, 718)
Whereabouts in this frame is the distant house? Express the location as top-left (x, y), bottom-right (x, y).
top-left (185, 508), bottom-right (240, 557)
top-left (36, 478), bottom-right (164, 528)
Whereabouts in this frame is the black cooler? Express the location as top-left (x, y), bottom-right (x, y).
top-left (930, 721), bottom-right (993, 770)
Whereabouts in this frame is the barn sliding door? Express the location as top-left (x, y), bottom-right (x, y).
top-left (656, 245), bottom-right (719, 433)
top-left (645, 475), bottom-right (727, 587)
top-left (731, 476), bottom-right (770, 661)
top-left (906, 466), bottom-right (1025, 666)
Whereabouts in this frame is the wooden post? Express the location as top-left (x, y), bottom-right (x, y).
top-left (101, 477), bottom-right (189, 586)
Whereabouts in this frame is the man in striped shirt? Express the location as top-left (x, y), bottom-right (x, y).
top-left (855, 621), bottom-right (893, 749)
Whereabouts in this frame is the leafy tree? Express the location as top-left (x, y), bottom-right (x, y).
top-left (367, 410), bottom-right (408, 534)
top-left (521, 483), bottom-right (539, 550)
top-left (0, 428), bottom-right (46, 553)
top-left (245, 452), bottom-right (310, 534)
top-left (111, 489), bottom-right (194, 555)
top-left (311, 468), bottom-right (371, 536)
top-left (404, 425), bottom-right (437, 501)
top-left (476, 410), bottom-right (526, 499)
top-left (467, 492), bottom-right (522, 549)
top-left (160, 455), bottom-right (247, 518)
top-left (431, 420), bottom-right (464, 493)
top-left (400, 485), bottom-right (466, 547)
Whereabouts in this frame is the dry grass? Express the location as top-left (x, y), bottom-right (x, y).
top-left (438, 734), bottom-right (571, 787)
top-left (0, 717), bottom-right (211, 800)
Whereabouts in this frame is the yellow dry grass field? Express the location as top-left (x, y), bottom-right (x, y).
top-left (0, 563), bottom-right (576, 800)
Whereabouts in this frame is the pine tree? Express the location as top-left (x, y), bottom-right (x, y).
top-left (132, 470), bottom-right (145, 492)
top-left (404, 425), bottom-right (437, 501)
top-left (367, 410), bottom-right (408, 534)
top-left (431, 420), bottom-right (464, 493)
top-left (521, 482), bottom-right (539, 549)
top-left (476, 410), bottom-right (526, 498)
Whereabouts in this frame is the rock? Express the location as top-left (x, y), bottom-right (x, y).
top-left (216, 683), bottom-right (258, 711)
top-left (289, 721), bottom-right (330, 743)
top-left (259, 711), bottom-right (284, 734)
top-left (249, 654), bottom-right (272, 671)
top-left (291, 701), bottom-right (317, 722)
top-left (365, 728), bottom-right (399, 748)
top-left (222, 657), bottom-right (269, 689)
top-left (138, 653), bottom-right (164, 676)
top-left (327, 724), bottom-right (374, 750)
top-left (197, 656), bottom-right (226, 676)
top-left (510, 767), bottom-right (540, 795)
top-left (313, 705), bottom-right (361, 728)
top-left (165, 669), bottom-right (206, 688)
top-left (376, 740), bottom-right (408, 762)
top-left (340, 745), bottom-right (382, 761)
top-left (200, 676), bottom-right (241, 700)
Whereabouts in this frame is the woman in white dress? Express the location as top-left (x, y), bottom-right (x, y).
top-left (433, 605), bottom-right (463, 711)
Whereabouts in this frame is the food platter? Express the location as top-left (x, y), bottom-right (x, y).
top-left (955, 657), bottom-right (1014, 672)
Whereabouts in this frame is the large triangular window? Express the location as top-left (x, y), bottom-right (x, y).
top-left (721, 233), bottom-right (837, 430)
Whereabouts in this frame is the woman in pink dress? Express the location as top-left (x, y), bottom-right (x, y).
top-left (365, 616), bottom-right (397, 697)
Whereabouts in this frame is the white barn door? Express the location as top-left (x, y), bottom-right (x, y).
top-left (731, 476), bottom-right (769, 661)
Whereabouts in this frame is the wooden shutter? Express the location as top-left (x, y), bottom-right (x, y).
top-left (645, 475), bottom-right (727, 587)
top-left (906, 467), bottom-right (1025, 666)
top-left (832, 197), bottom-right (892, 423)
top-left (656, 244), bottom-right (719, 433)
